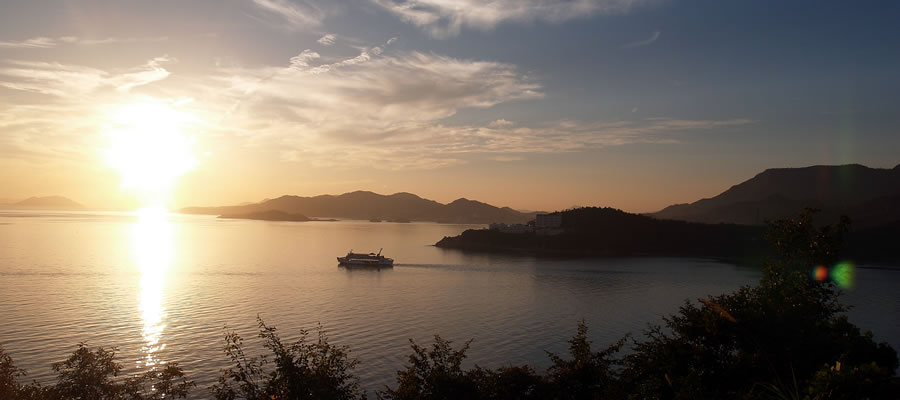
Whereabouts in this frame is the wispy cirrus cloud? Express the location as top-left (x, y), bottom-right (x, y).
top-left (623, 30), bottom-right (660, 48)
top-left (372, 0), bottom-right (658, 37)
top-left (111, 56), bottom-right (174, 92)
top-left (0, 37), bottom-right (57, 49)
top-left (0, 56), bottom-right (175, 97)
top-left (277, 118), bottom-right (753, 170)
top-left (251, 0), bottom-right (325, 28)
top-left (197, 43), bottom-right (750, 170)
top-left (0, 36), bottom-right (165, 49)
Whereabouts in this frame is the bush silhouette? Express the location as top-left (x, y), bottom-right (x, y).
top-left (622, 209), bottom-right (898, 399)
top-left (0, 343), bottom-right (192, 400)
top-left (210, 316), bottom-right (363, 400)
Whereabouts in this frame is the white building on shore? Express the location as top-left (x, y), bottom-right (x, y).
top-left (489, 223), bottom-right (533, 234)
top-left (535, 214), bottom-right (562, 228)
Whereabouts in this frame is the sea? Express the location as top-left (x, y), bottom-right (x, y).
top-left (0, 210), bottom-right (897, 397)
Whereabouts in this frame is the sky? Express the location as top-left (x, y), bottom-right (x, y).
top-left (1, 0), bottom-right (898, 212)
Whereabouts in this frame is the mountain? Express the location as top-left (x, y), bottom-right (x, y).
top-left (181, 191), bottom-right (533, 224)
top-left (7, 196), bottom-right (84, 210)
top-left (651, 164), bottom-right (900, 227)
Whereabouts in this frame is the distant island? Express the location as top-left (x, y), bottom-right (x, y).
top-left (182, 191), bottom-right (532, 224)
top-left (437, 207), bottom-right (769, 262)
top-left (218, 210), bottom-right (335, 222)
top-left (436, 206), bottom-right (900, 264)
top-left (2, 196), bottom-right (84, 210)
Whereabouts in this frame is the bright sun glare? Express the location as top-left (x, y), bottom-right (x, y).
top-left (104, 102), bottom-right (197, 208)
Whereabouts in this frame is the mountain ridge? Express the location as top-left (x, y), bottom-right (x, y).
top-left (5, 196), bottom-right (84, 210)
top-left (651, 164), bottom-right (900, 227)
top-left (181, 191), bottom-right (532, 224)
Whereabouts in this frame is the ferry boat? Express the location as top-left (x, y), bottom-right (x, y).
top-left (337, 249), bottom-right (394, 266)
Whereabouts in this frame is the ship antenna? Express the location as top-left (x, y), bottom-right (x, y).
top-left (378, 248), bottom-right (382, 256)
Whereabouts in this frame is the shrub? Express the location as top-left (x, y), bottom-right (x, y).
top-left (210, 316), bottom-right (363, 400)
top-left (622, 209), bottom-right (898, 399)
top-left (0, 343), bottom-right (192, 400)
top-left (378, 335), bottom-right (477, 400)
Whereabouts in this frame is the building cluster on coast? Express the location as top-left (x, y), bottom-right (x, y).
top-left (489, 213), bottom-right (564, 235)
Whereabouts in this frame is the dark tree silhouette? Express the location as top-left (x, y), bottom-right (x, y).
top-left (210, 316), bottom-right (363, 400)
top-left (622, 209), bottom-right (898, 399)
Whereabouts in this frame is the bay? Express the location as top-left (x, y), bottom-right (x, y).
top-left (0, 210), bottom-right (897, 397)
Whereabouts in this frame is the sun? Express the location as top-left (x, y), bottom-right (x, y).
top-left (104, 102), bottom-right (198, 208)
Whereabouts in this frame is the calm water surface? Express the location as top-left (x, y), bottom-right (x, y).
top-left (0, 210), bottom-right (897, 396)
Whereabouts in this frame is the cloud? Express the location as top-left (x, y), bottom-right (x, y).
top-left (0, 56), bottom-right (174, 97)
top-left (372, 0), bottom-right (657, 37)
top-left (111, 56), bottom-right (174, 92)
top-left (317, 34), bottom-right (336, 45)
top-left (491, 155), bottom-right (524, 162)
top-left (0, 36), bottom-right (165, 49)
top-left (623, 30), bottom-right (660, 48)
top-left (274, 118), bottom-right (752, 170)
top-left (218, 46), bottom-right (541, 133)
top-left (0, 35), bottom-right (751, 173)
top-left (251, 0), bottom-right (324, 28)
top-left (0, 37), bottom-right (57, 49)
top-left (289, 49), bottom-right (321, 68)
top-left (174, 39), bottom-right (751, 170)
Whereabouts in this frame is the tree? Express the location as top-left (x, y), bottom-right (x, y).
top-left (0, 343), bottom-right (193, 400)
top-left (622, 209), bottom-right (898, 399)
top-left (545, 321), bottom-right (626, 399)
top-left (210, 316), bottom-right (363, 400)
top-left (378, 335), bottom-right (477, 400)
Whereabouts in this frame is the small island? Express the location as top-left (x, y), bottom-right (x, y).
top-left (218, 210), bottom-right (334, 222)
top-left (435, 206), bottom-right (900, 264)
top-left (436, 207), bottom-right (767, 261)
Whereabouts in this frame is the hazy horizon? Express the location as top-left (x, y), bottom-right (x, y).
top-left (2, 1), bottom-right (899, 213)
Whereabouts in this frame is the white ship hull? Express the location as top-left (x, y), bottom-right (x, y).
top-left (337, 249), bottom-right (394, 266)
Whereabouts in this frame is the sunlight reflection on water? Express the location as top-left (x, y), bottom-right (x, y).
top-left (133, 208), bottom-right (173, 370)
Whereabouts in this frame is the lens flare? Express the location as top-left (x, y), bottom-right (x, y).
top-left (811, 265), bottom-right (828, 282)
top-left (830, 261), bottom-right (855, 289)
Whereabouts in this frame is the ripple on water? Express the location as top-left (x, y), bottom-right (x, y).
top-left (1, 214), bottom-right (897, 398)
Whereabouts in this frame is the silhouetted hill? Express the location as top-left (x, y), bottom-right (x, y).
top-left (7, 196), bottom-right (84, 210)
top-left (219, 210), bottom-right (312, 222)
top-left (437, 206), bottom-right (900, 263)
top-left (651, 164), bottom-right (900, 227)
top-left (182, 191), bottom-right (532, 224)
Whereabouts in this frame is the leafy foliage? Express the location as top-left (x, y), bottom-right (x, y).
top-left (545, 320), bottom-right (627, 399)
top-left (379, 335), bottom-right (477, 400)
top-left (0, 343), bottom-right (192, 400)
top-left (1, 344), bottom-right (31, 399)
top-left (210, 316), bottom-right (363, 400)
top-left (622, 209), bottom-right (898, 399)
top-left (380, 322), bottom-right (627, 400)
